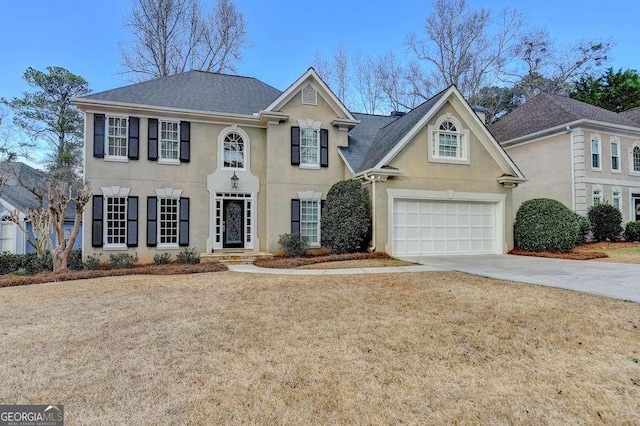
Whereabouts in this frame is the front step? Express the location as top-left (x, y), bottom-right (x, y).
top-left (200, 252), bottom-right (273, 265)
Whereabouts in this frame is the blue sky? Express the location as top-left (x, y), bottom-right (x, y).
top-left (0, 0), bottom-right (639, 99)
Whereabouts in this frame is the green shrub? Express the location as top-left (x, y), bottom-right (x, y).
top-left (68, 250), bottom-right (84, 271)
top-left (321, 179), bottom-right (371, 254)
top-left (0, 252), bottom-right (21, 275)
top-left (108, 252), bottom-right (137, 269)
top-left (278, 233), bottom-right (309, 257)
top-left (83, 253), bottom-right (102, 270)
top-left (153, 252), bottom-right (172, 265)
top-left (176, 247), bottom-right (200, 264)
top-left (624, 221), bottom-right (640, 242)
top-left (588, 203), bottom-right (623, 242)
top-left (514, 198), bottom-right (580, 252)
top-left (575, 214), bottom-right (591, 245)
top-left (22, 252), bottom-right (53, 275)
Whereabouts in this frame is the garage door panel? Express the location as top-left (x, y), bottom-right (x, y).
top-left (392, 199), bottom-right (500, 256)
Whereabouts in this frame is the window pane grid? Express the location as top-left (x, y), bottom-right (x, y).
top-left (438, 133), bottom-right (459, 158)
top-left (300, 200), bottom-right (319, 244)
top-left (300, 129), bottom-right (319, 165)
top-left (159, 198), bottom-right (179, 245)
top-left (223, 132), bottom-right (245, 168)
top-left (107, 117), bottom-right (127, 157)
top-left (634, 147), bottom-right (640, 172)
top-left (160, 121), bottom-right (179, 160)
top-left (106, 196), bottom-right (127, 245)
top-left (592, 139), bottom-right (600, 168)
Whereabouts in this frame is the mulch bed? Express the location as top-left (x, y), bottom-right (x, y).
top-left (0, 262), bottom-right (227, 288)
top-left (574, 241), bottom-right (640, 251)
top-left (509, 248), bottom-right (608, 261)
top-left (254, 252), bottom-right (390, 269)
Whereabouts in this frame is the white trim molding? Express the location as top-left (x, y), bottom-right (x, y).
top-left (101, 186), bottom-right (131, 197)
top-left (427, 113), bottom-right (470, 165)
top-left (155, 187), bottom-right (183, 198)
top-left (297, 191), bottom-right (323, 200)
top-left (218, 125), bottom-right (251, 172)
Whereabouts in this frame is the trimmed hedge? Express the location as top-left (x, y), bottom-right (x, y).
top-left (0, 250), bottom-right (83, 275)
top-left (322, 179), bottom-right (370, 254)
top-left (514, 199), bottom-right (579, 252)
top-left (588, 203), bottom-right (623, 242)
top-left (278, 233), bottom-right (309, 258)
top-left (624, 221), bottom-right (640, 242)
top-left (575, 214), bottom-right (591, 244)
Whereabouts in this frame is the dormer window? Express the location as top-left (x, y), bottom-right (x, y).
top-left (302, 83), bottom-right (317, 105)
top-left (428, 116), bottom-right (469, 164)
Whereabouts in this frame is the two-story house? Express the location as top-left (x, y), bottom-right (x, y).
top-left (73, 68), bottom-right (524, 262)
top-left (491, 93), bottom-right (640, 223)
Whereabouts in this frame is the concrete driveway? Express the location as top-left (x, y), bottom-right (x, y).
top-left (401, 255), bottom-right (640, 303)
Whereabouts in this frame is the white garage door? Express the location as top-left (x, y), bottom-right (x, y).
top-left (392, 199), bottom-right (500, 256)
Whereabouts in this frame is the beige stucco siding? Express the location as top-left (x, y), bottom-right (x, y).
top-left (506, 133), bottom-right (572, 214)
top-left (263, 85), bottom-right (348, 252)
top-left (373, 101), bottom-right (515, 253)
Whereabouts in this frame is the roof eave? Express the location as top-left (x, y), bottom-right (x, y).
top-left (354, 167), bottom-right (402, 179)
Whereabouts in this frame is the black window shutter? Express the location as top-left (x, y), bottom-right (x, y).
top-left (148, 118), bottom-right (158, 161)
top-left (127, 196), bottom-right (138, 247)
top-left (147, 196), bottom-right (157, 247)
top-left (93, 114), bottom-right (105, 158)
top-left (180, 121), bottom-right (190, 163)
top-left (291, 199), bottom-right (301, 234)
top-left (291, 127), bottom-right (300, 165)
top-left (320, 129), bottom-right (329, 167)
top-left (128, 117), bottom-right (140, 160)
top-left (91, 195), bottom-right (103, 247)
top-left (179, 197), bottom-right (190, 246)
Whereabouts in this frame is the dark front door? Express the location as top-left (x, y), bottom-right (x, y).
top-left (223, 199), bottom-right (244, 248)
top-left (634, 194), bottom-right (640, 221)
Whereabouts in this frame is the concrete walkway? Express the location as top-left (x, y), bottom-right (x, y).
top-left (227, 264), bottom-right (446, 275)
top-left (228, 255), bottom-right (640, 303)
top-left (402, 255), bottom-right (640, 303)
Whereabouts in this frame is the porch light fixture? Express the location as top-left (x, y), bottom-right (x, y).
top-left (231, 171), bottom-right (239, 189)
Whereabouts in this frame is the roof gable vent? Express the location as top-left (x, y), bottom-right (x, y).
top-left (301, 83), bottom-right (317, 105)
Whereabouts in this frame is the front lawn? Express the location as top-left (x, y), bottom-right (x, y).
top-left (574, 242), bottom-right (640, 264)
top-left (1, 272), bottom-right (639, 423)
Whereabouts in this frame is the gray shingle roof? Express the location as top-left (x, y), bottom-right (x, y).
top-left (490, 93), bottom-right (640, 143)
top-left (78, 70), bottom-right (283, 115)
top-left (621, 107), bottom-right (640, 126)
top-left (342, 90), bottom-right (447, 173)
top-left (0, 162), bottom-right (45, 212)
top-left (340, 113), bottom-right (399, 172)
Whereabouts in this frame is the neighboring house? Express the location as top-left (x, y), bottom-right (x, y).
top-left (491, 93), bottom-right (640, 223)
top-left (0, 162), bottom-right (82, 254)
top-left (73, 68), bottom-right (524, 262)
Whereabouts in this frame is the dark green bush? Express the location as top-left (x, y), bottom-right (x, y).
top-left (588, 203), bottom-right (623, 242)
top-left (68, 250), bottom-right (83, 271)
top-left (514, 198), bottom-right (580, 252)
top-left (108, 252), bottom-right (137, 268)
top-left (153, 252), bottom-right (172, 265)
top-left (22, 252), bottom-right (53, 275)
top-left (575, 214), bottom-right (591, 245)
top-left (83, 253), bottom-right (102, 270)
top-left (321, 179), bottom-right (371, 254)
top-left (278, 233), bottom-right (309, 257)
top-left (176, 247), bottom-right (200, 264)
top-left (0, 252), bottom-right (21, 275)
top-left (624, 221), bottom-right (640, 242)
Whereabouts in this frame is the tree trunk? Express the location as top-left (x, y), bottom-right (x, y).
top-left (52, 246), bottom-right (68, 273)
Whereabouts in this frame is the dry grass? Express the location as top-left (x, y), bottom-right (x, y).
top-left (1, 272), bottom-right (639, 423)
top-left (509, 247), bottom-right (608, 261)
top-left (574, 242), bottom-right (640, 264)
top-left (298, 258), bottom-right (414, 269)
top-left (0, 262), bottom-right (227, 288)
top-left (255, 251), bottom-right (390, 268)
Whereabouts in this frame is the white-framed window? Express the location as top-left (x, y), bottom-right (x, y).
top-left (612, 190), bottom-right (622, 210)
top-left (105, 196), bottom-right (127, 247)
top-left (611, 140), bottom-right (620, 172)
top-left (300, 128), bottom-right (320, 166)
top-left (592, 188), bottom-right (603, 206)
top-left (63, 227), bottom-right (71, 241)
top-left (591, 137), bottom-right (601, 170)
top-left (158, 197), bottom-right (179, 247)
top-left (223, 132), bottom-right (245, 169)
top-left (107, 116), bottom-right (128, 159)
top-left (159, 120), bottom-right (179, 163)
top-left (428, 115), bottom-right (469, 164)
top-left (300, 200), bottom-right (320, 245)
top-left (633, 146), bottom-right (640, 173)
